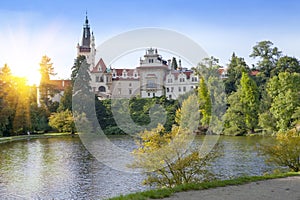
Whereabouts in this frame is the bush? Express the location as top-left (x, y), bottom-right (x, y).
top-left (129, 124), bottom-right (221, 188)
top-left (260, 130), bottom-right (300, 172)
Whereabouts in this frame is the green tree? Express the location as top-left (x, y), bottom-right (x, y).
top-left (12, 77), bottom-right (31, 135)
top-left (271, 56), bottom-right (300, 77)
top-left (224, 53), bottom-right (250, 94)
top-left (0, 64), bottom-right (17, 136)
top-left (49, 109), bottom-right (75, 133)
top-left (71, 55), bottom-right (87, 83)
top-left (58, 85), bottom-right (73, 111)
top-left (171, 57), bottom-right (178, 70)
top-left (260, 130), bottom-right (300, 172)
top-left (250, 40), bottom-right (281, 79)
top-left (224, 72), bottom-right (259, 135)
top-left (130, 125), bottom-right (220, 188)
top-left (39, 55), bottom-right (57, 108)
top-left (198, 77), bottom-right (211, 128)
top-left (265, 72), bottom-right (300, 132)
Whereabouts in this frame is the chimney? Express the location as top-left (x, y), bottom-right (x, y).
top-left (168, 59), bottom-right (172, 70)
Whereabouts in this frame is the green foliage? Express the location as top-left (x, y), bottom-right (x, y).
top-left (260, 130), bottom-right (300, 172)
top-left (39, 55), bottom-right (57, 108)
top-left (224, 53), bottom-right (250, 94)
top-left (130, 124), bottom-right (221, 188)
top-left (58, 85), bottom-right (73, 111)
top-left (48, 110), bottom-right (75, 133)
top-left (198, 77), bottom-right (211, 127)
top-left (264, 72), bottom-right (300, 132)
top-left (95, 96), bottom-right (178, 135)
top-left (224, 72), bottom-right (259, 135)
top-left (171, 57), bottom-right (178, 70)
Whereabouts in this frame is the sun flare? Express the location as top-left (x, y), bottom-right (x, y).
top-left (11, 65), bottom-right (41, 86)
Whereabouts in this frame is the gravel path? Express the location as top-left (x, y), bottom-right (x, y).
top-left (161, 176), bottom-right (300, 200)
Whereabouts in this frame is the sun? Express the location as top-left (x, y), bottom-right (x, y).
top-left (12, 65), bottom-right (41, 86)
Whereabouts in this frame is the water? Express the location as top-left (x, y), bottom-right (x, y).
top-left (0, 135), bottom-right (275, 199)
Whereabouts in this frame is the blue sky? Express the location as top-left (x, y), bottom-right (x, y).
top-left (1, 0), bottom-right (300, 80)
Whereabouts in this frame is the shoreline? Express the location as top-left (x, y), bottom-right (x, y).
top-left (0, 132), bottom-right (78, 144)
top-left (108, 172), bottom-right (300, 200)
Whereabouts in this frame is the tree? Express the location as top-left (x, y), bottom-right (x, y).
top-left (130, 125), bottom-right (220, 188)
top-left (260, 130), bottom-right (300, 172)
top-left (250, 40), bottom-right (281, 79)
top-left (58, 85), bottom-right (73, 111)
top-left (171, 57), bottom-right (178, 70)
top-left (49, 109), bottom-right (75, 133)
top-left (194, 57), bottom-right (226, 135)
top-left (71, 55), bottom-right (87, 83)
top-left (264, 72), bottom-right (300, 132)
top-left (12, 77), bottom-right (31, 135)
top-left (224, 72), bottom-right (259, 135)
top-left (271, 56), bottom-right (300, 77)
top-left (0, 64), bottom-right (17, 136)
top-left (39, 55), bottom-right (57, 108)
top-left (224, 53), bottom-right (250, 94)
top-left (198, 77), bottom-right (211, 128)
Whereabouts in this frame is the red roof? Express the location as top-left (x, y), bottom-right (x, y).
top-left (50, 80), bottom-right (71, 91)
top-left (92, 58), bottom-right (107, 73)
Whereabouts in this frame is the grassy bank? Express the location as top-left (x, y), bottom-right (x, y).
top-left (0, 132), bottom-right (77, 144)
top-left (108, 172), bottom-right (300, 200)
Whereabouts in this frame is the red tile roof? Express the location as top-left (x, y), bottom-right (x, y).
top-left (50, 80), bottom-right (72, 91)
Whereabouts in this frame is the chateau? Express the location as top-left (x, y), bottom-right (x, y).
top-left (76, 15), bottom-right (224, 100)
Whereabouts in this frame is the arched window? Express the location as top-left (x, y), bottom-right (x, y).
top-left (98, 86), bottom-right (106, 92)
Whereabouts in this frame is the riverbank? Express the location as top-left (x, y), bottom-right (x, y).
top-left (108, 172), bottom-right (300, 200)
top-left (0, 132), bottom-right (78, 144)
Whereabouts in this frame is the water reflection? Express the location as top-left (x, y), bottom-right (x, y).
top-left (0, 136), bottom-right (275, 199)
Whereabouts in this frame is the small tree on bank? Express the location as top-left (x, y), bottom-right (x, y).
top-left (49, 110), bottom-right (75, 133)
top-left (130, 94), bottom-right (221, 188)
top-left (260, 130), bottom-right (300, 172)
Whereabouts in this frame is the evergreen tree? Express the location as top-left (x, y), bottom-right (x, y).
top-left (39, 55), bottom-right (57, 108)
top-left (224, 53), bottom-right (250, 94)
top-left (198, 77), bottom-right (211, 128)
top-left (171, 57), bottom-right (178, 70)
top-left (224, 72), bottom-right (259, 135)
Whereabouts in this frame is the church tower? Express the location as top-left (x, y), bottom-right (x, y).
top-left (77, 13), bottom-right (96, 69)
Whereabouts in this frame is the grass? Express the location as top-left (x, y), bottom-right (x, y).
top-left (0, 132), bottom-right (77, 144)
top-left (107, 172), bottom-right (300, 200)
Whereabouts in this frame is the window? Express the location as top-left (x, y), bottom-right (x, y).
top-left (153, 93), bottom-right (155, 97)
top-left (169, 95), bottom-right (172, 99)
top-left (129, 89), bottom-right (132, 95)
top-left (179, 78), bottom-right (185, 82)
top-left (113, 73), bottom-right (116, 77)
top-left (129, 83), bottom-right (132, 87)
top-left (147, 80), bottom-right (156, 88)
top-left (191, 86), bottom-right (194, 89)
top-left (168, 78), bottom-right (173, 83)
top-left (96, 76), bottom-right (100, 82)
top-left (100, 76), bottom-right (104, 82)
top-left (148, 93), bottom-right (150, 97)
top-left (183, 86), bottom-right (186, 92)
top-left (98, 86), bottom-right (106, 92)
top-left (149, 59), bottom-right (154, 63)
top-left (171, 87), bottom-right (174, 92)
top-left (178, 87), bottom-right (181, 92)
top-left (166, 87), bottom-right (169, 92)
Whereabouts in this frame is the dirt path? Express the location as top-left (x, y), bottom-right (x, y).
top-left (161, 176), bottom-right (300, 200)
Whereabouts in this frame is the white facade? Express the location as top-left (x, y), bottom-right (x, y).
top-left (76, 16), bottom-right (200, 100)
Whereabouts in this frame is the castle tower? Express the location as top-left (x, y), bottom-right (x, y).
top-left (77, 13), bottom-right (96, 69)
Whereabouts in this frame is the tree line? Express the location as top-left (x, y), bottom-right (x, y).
top-left (1, 40), bottom-right (300, 136)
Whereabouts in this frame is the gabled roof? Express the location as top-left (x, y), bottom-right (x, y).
top-left (92, 58), bottom-right (107, 72)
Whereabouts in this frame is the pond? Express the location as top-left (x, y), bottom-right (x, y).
top-left (0, 135), bottom-right (275, 199)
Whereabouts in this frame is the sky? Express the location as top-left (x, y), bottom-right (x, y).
top-left (1, 0), bottom-right (300, 81)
